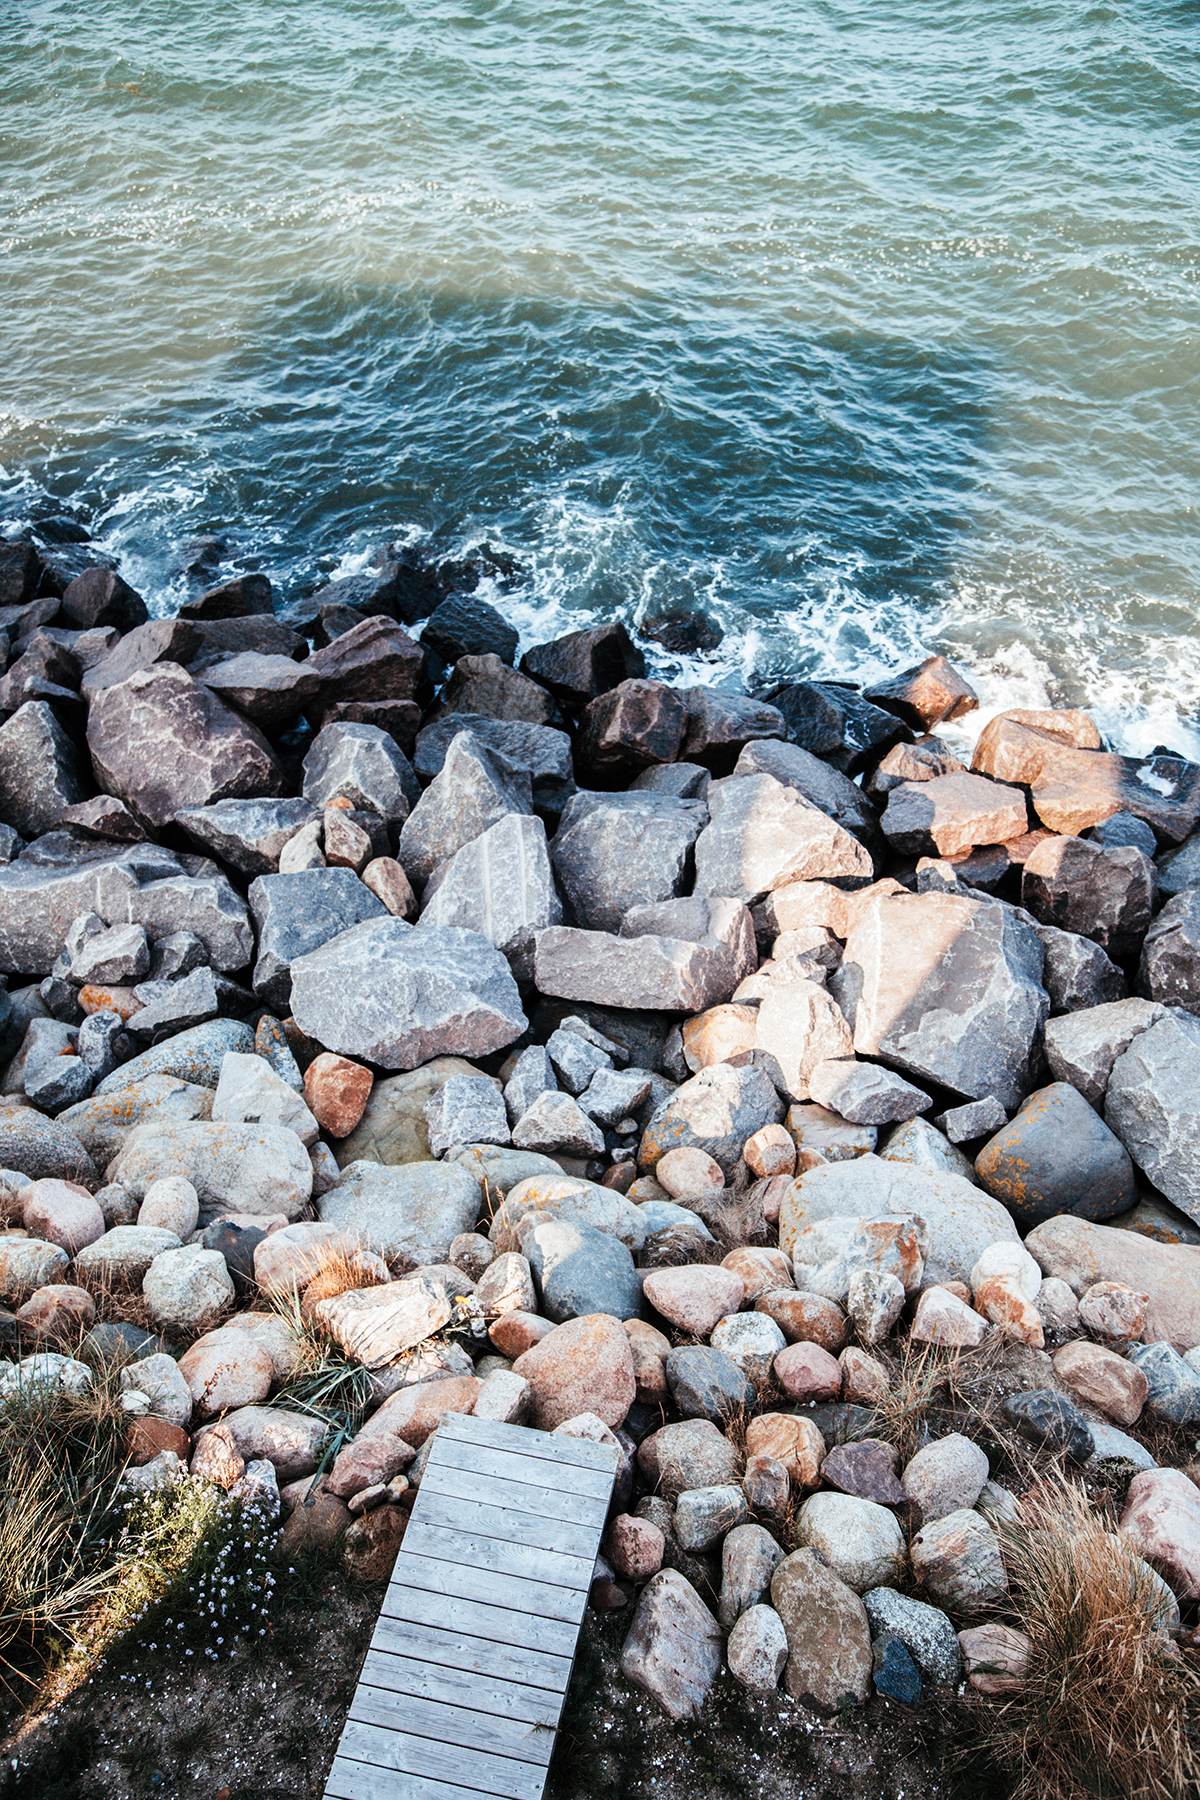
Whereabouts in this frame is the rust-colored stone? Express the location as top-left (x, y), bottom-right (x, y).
top-left (125, 1416), bottom-right (191, 1465)
top-left (304, 1052), bottom-right (374, 1138)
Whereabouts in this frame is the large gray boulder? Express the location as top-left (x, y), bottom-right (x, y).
top-left (248, 868), bottom-right (387, 1009)
top-left (0, 856), bottom-right (140, 976)
top-left (397, 730), bottom-right (532, 891)
top-left (301, 721), bottom-right (417, 826)
top-left (122, 868), bottom-right (254, 970)
top-left (974, 1082), bottom-right (1136, 1226)
top-left (550, 793), bottom-right (705, 933)
top-left (59, 1073), bottom-right (214, 1166)
top-left (1044, 998), bottom-right (1167, 1108)
top-left (414, 714), bottom-right (572, 795)
top-left (1138, 889), bottom-right (1200, 1016)
top-left (779, 1154), bottom-right (1020, 1288)
top-left (0, 1110), bottom-right (97, 1185)
top-left (317, 1158), bottom-right (482, 1268)
top-left (175, 797), bottom-right (319, 877)
top-left (771, 1550), bottom-right (873, 1711)
top-left (533, 896), bottom-right (756, 1012)
top-left (831, 891), bottom-right (1048, 1109)
top-left (194, 652), bottom-right (319, 732)
top-left (1022, 836), bottom-right (1157, 961)
top-left (94, 1020), bottom-right (254, 1096)
top-left (289, 919), bottom-right (526, 1069)
top-left (733, 738), bottom-right (879, 840)
top-left (0, 702), bottom-right (88, 839)
top-left (86, 664), bottom-right (285, 829)
top-left (640, 1061), bottom-right (783, 1176)
top-left (619, 1570), bottom-right (723, 1720)
top-left (110, 1119), bottom-right (314, 1222)
top-left (418, 812), bottom-right (561, 970)
top-left (1029, 919), bottom-right (1127, 1014)
top-left (1024, 1213), bottom-right (1200, 1352)
top-left (1105, 1013), bottom-right (1200, 1221)
top-left (693, 772), bottom-right (872, 899)
top-left (522, 1218), bottom-right (643, 1323)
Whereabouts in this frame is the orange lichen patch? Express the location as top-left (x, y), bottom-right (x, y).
top-left (78, 984), bottom-right (143, 1021)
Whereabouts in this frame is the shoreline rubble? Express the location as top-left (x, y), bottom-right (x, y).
top-left (2, 530), bottom-right (1200, 1738)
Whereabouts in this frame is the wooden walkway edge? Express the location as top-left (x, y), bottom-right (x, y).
top-left (323, 1411), bottom-right (619, 1800)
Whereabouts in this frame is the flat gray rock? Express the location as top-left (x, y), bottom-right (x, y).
top-left (195, 652), bottom-right (320, 731)
top-left (176, 797), bottom-right (320, 876)
top-left (807, 1058), bottom-right (931, 1125)
top-left (301, 720), bottom-right (417, 826)
top-left (398, 730), bottom-right (532, 891)
top-left (418, 811), bottom-right (561, 970)
top-left (0, 856), bottom-right (141, 977)
top-left (290, 919), bottom-right (526, 1069)
top-left (511, 1089), bottom-right (605, 1157)
top-left (317, 1157), bottom-right (483, 1268)
top-left (124, 868), bottom-right (254, 972)
top-left (248, 867), bottom-right (387, 1010)
top-left (95, 1020), bottom-right (254, 1096)
top-left (831, 890), bottom-right (1048, 1110)
top-left (414, 714), bottom-right (573, 789)
top-left (534, 896), bottom-right (756, 1013)
top-left (550, 794), bottom-right (705, 933)
top-left (0, 702), bottom-right (88, 839)
top-left (1106, 1013), bottom-right (1200, 1221)
top-left (110, 1119), bottom-right (314, 1222)
top-left (1044, 998), bottom-right (1166, 1108)
top-left (424, 1075), bottom-right (511, 1158)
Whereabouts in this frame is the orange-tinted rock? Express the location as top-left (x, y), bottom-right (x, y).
top-left (743, 1124), bottom-right (796, 1181)
top-left (304, 1052), bottom-right (374, 1138)
top-left (722, 1246), bottom-right (793, 1303)
top-left (125, 1416), bottom-right (190, 1466)
top-left (625, 1318), bottom-right (670, 1402)
top-left (362, 856), bottom-right (418, 919)
top-left (681, 1005), bottom-right (759, 1072)
top-left (489, 1310), bottom-right (555, 1358)
top-left (342, 1504), bottom-right (407, 1581)
top-left (642, 1265), bottom-right (745, 1336)
top-left (755, 1287), bottom-right (848, 1352)
top-left (79, 984), bottom-right (143, 1021)
top-left (190, 1421), bottom-right (245, 1489)
top-left (973, 1274), bottom-right (1045, 1348)
top-left (911, 1286), bottom-right (988, 1348)
top-left (744, 1413), bottom-right (825, 1489)
top-left (16, 1282), bottom-right (95, 1343)
top-left (839, 1346), bottom-right (888, 1405)
top-left (369, 1374), bottom-right (482, 1449)
top-left (971, 709), bottom-right (1103, 783)
top-left (279, 1485), bottom-right (352, 1550)
top-left (1051, 1339), bottom-right (1147, 1426)
top-left (179, 1329), bottom-right (276, 1418)
top-left (512, 1312), bottom-right (636, 1430)
top-left (1078, 1280), bottom-right (1148, 1343)
top-left (326, 1429), bottom-right (417, 1500)
top-left (323, 808), bottom-right (372, 873)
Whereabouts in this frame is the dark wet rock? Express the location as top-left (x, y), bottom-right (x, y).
top-left (830, 890), bottom-right (1048, 1110)
top-left (679, 688), bottom-right (786, 772)
top-left (864, 657), bottom-right (979, 731)
top-left (60, 567), bottom-right (148, 632)
top-left (0, 542), bottom-right (42, 607)
top-left (194, 652), bottom-right (319, 730)
top-left (1022, 836), bottom-right (1157, 961)
top-left (550, 793), bottom-right (704, 933)
top-left (1000, 1390), bottom-right (1094, 1462)
top-left (201, 1220), bottom-right (266, 1301)
top-left (0, 702), bottom-right (88, 839)
top-left (289, 918), bottom-right (526, 1069)
top-left (522, 1218), bottom-right (643, 1323)
top-left (1092, 813), bottom-right (1158, 857)
top-left (535, 896), bottom-right (756, 1013)
top-left (177, 573), bottom-right (274, 619)
top-left (87, 664), bottom-right (284, 829)
top-left (304, 615), bottom-right (426, 727)
top-left (520, 623), bottom-right (645, 707)
top-left (639, 611), bottom-right (724, 656)
top-left (176, 797), bottom-right (319, 876)
top-left (1126, 1342), bottom-right (1200, 1426)
top-left (420, 594), bottom-right (519, 668)
top-left (248, 868), bottom-right (387, 1010)
top-left (577, 679), bottom-right (688, 781)
top-left (429, 653), bottom-right (561, 728)
top-left (975, 1082), bottom-right (1136, 1226)
top-left (763, 681), bottom-right (913, 773)
top-left (1029, 919), bottom-right (1127, 1014)
top-left (60, 795), bottom-right (147, 843)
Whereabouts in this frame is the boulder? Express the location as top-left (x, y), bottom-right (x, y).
top-left (1043, 998), bottom-right (1166, 1108)
top-left (1000, 1391), bottom-right (1095, 1461)
top-left (806, 1059), bottom-right (930, 1126)
top-left (693, 773), bottom-right (872, 900)
top-left (753, 978), bottom-right (855, 1103)
top-left (665, 1346), bottom-right (755, 1423)
top-left (576, 680), bottom-right (687, 779)
top-left (533, 895), bottom-right (756, 1013)
top-left (1031, 920), bottom-right (1127, 1014)
top-left (196, 1404), bottom-right (326, 1483)
top-left (794, 1492), bottom-right (907, 1592)
top-left (640, 1060), bottom-right (783, 1176)
top-left (511, 1312), bottom-right (636, 1430)
top-left (901, 1435), bottom-right (989, 1523)
top-left (910, 1510), bottom-right (1007, 1615)
top-left (314, 1279), bottom-right (451, 1368)
top-left (770, 1550), bottom-right (873, 1711)
top-left (290, 919), bottom-right (526, 1069)
top-left (0, 1236), bottom-right (69, 1305)
top-left (0, 1109), bottom-right (97, 1186)
top-left (417, 811), bottom-right (561, 968)
top-left (638, 1418), bottom-right (743, 1497)
top-left (74, 1224), bottom-right (181, 1287)
top-left (488, 1175), bottom-right (645, 1255)
top-left (1052, 1340), bottom-right (1147, 1426)
top-left (247, 868), bottom-right (387, 1010)
top-left (862, 1587), bottom-right (962, 1690)
top-left (177, 1328), bottom-right (275, 1417)
top-left (22, 1180), bottom-right (105, 1256)
top-left (195, 652), bottom-right (319, 732)
top-left (1126, 1343), bottom-right (1200, 1427)
top-left (142, 1244), bottom-right (235, 1336)
top-left (86, 664), bottom-right (284, 828)
top-left (317, 1158), bottom-right (482, 1268)
top-left (1022, 836), bottom-right (1156, 960)
top-left (1025, 1214), bottom-right (1200, 1352)
top-left (212, 1052), bottom-right (318, 1147)
top-left (864, 657), bottom-right (979, 731)
top-left (1119, 1469), bottom-right (1200, 1600)
top-left (1105, 1013), bottom-right (1200, 1221)
top-left (641, 1265), bottom-right (744, 1337)
top-left (332, 1057), bottom-right (493, 1168)
top-left (397, 731), bottom-right (531, 892)
top-left (1139, 888), bottom-right (1200, 1015)
top-left (733, 738), bottom-right (880, 841)
top-left (175, 797), bottom-right (320, 877)
top-left (549, 794), bottom-right (703, 933)
top-left (0, 703), bottom-right (87, 839)
top-left (618, 1569), bottom-right (723, 1720)
top-left (110, 1119), bottom-right (313, 1222)
top-left (881, 773), bottom-right (1026, 859)
top-left (522, 1218), bottom-right (643, 1323)
top-left (974, 1082), bottom-right (1136, 1226)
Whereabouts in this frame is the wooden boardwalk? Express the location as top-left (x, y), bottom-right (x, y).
top-left (323, 1410), bottom-right (619, 1800)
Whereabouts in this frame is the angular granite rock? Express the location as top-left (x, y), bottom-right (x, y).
top-left (247, 867), bottom-right (387, 1010)
top-left (317, 1158), bottom-right (483, 1268)
top-left (641, 1060), bottom-right (783, 1176)
top-left (550, 793), bottom-right (704, 934)
top-left (175, 797), bottom-right (319, 877)
top-left (418, 811), bottom-right (561, 967)
top-left (301, 721), bottom-right (417, 826)
top-left (1105, 1013), bottom-right (1200, 1222)
top-left (398, 731), bottom-right (532, 891)
top-left (534, 896), bottom-right (756, 1012)
top-left (0, 702), bottom-right (88, 839)
top-left (693, 773), bottom-right (872, 900)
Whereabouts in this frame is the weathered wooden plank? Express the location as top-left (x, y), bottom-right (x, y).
top-left (350, 1683), bottom-right (555, 1767)
top-left (403, 1519), bottom-right (595, 1589)
top-left (418, 1456), bottom-right (613, 1524)
top-left (359, 1648), bottom-right (565, 1724)
top-left (336, 1722), bottom-right (543, 1800)
top-left (324, 1757), bottom-right (489, 1800)
top-left (409, 1488), bottom-right (602, 1558)
top-left (438, 1409), bottom-right (619, 1473)
top-left (368, 1611), bottom-right (572, 1691)
top-left (386, 1547), bottom-right (585, 1623)
top-left (377, 1577), bottom-right (581, 1655)
top-left (428, 1427), bottom-right (617, 1500)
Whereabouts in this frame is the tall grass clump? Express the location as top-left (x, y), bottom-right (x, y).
top-left (983, 1468), bottom-right (1200, 1800)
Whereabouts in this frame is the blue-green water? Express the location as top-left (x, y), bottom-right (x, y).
top-left (3, 0), bottom-right (1199, 753)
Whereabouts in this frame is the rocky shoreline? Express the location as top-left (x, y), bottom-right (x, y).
top-left (1, 530), bottom-right (1200, 1782)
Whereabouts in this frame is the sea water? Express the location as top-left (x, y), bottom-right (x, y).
top-left (3, 0), bottom-right (1198, 753)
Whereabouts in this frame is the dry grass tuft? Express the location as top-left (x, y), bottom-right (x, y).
top-left (861, 1336), bottom-right (973, 1463)
top-left (981, 1466), bottom-right (1200, 1800)
top-left (295, 1244), bottom-right (391, 1320)
top-left (72, 1260), bottom-right (159, 1336)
